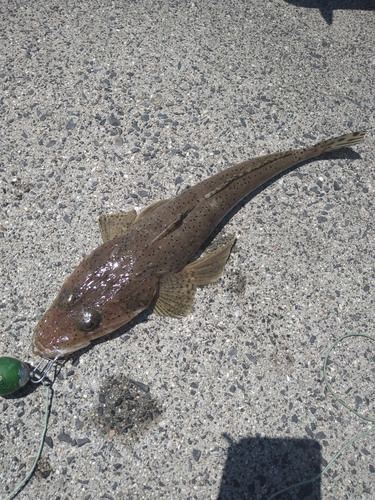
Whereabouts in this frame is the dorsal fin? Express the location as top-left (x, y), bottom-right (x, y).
top-left (134, 199), bottom-right (169, 222)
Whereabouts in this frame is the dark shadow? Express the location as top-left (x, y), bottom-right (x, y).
top-left (284, 0), bottom-right (375, 24)
top-left (2, 379), bottom-right (41, 398)
top-left (218, 434), bottom-right (321, 500)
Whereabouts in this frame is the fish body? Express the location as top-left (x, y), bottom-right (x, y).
top-left (33, 131), bottom-right (366, 358)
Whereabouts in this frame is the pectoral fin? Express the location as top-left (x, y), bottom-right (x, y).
top-left (151, 272), bottom-right (196, 318)
top-left (151, 237), bottom-right (236, 318)
top-left (98, 210), bottom-right (137, 242)
top-left (183, 236), bottom-right (236, 285)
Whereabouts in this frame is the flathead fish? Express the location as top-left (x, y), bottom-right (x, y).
top-left (33, 131), bottom-right (366, 358)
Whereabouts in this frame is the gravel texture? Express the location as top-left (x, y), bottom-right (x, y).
top-left (1, 1), bottom-right (375, 499)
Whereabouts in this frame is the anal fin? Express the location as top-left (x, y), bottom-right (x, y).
top-left (150, 236), bottom-right (236, 318)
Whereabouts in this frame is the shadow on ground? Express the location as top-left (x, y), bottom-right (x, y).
top-left (218, 434), bottom-right (321, 500)
top-left (284, 0), bottom-right (375, 24)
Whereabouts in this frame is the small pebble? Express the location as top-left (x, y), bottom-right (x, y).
top-left (109, 115), bottom-right (121, 127)
top-left (192, 448), bottom-right (201, 462)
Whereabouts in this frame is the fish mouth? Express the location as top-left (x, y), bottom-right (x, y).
top-left (33, 340), bottom-right (60, 359)
top-left (32, 334), bottom-right (90, 359)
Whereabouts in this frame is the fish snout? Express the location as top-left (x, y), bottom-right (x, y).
top-left (32, 332), bottom-right (54, 358)
top-left (32, 314), bottom-right (87, 359)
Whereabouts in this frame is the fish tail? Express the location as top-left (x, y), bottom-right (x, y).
top-left (311, 130), bottom-right (366, 156)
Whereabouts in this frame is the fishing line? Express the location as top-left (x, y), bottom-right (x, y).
top-left (2, 334), bottom-right (373, 498)
top-left (267, 333), bottom-right (375, 500)
top-left (1, 375), bottom-right (53, 500)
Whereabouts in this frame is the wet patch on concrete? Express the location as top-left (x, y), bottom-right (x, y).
top-left (92, 375), bottom-right (163, 443)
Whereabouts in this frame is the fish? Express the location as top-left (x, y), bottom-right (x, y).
top-left (32, 131), bottom-right (366, 359)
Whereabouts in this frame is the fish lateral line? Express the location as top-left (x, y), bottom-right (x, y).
top-left (203, 151), bottom-right (295, 200)
top-left (145, 204), bottom-right (197, 249)
top-left (202, 130), bottom-right (366, 203)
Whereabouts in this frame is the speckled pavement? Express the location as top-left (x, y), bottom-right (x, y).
top-left (1, 1), bottom-right (375, 499)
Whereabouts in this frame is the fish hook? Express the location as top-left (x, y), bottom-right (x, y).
top-left (30, 356), bottom-right (58, 384)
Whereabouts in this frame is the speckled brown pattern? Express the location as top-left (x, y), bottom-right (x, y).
top-left (33, 132), bottom-right (365, 358)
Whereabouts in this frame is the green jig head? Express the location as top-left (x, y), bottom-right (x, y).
top-left (0, 356), bottom-right (30, 396)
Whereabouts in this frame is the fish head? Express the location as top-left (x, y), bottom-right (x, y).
top-left (32, 244), bottom-right (158, 359)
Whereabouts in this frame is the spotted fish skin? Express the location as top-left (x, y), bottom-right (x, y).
top-left (32, 131), bottom-right (366, 358)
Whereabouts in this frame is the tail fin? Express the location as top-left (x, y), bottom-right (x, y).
top-left (316, 130), bottom-right (366, 154)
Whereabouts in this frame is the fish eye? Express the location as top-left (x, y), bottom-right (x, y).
top-left (76, 309), bottom-right (102, 332)
top-left (57, 288), bottom-right (81, 308)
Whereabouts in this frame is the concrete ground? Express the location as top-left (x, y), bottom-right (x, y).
top-left (1, 1), bottom-right (375, 499)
